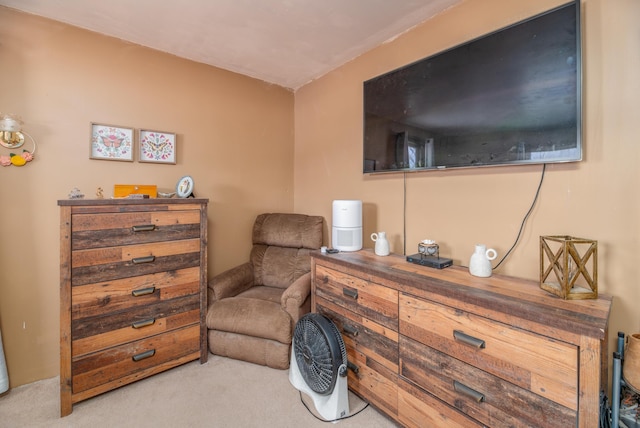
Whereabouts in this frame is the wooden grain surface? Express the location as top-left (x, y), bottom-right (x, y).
top-left (311, 250), bottom-right (613, 428)
top-left (400, 293), bottom-right (578, 410)
top-left (316, 298), bottom-right (398, 373)
top-left (398, 378), bottom-right (484, 428)
top-left (314, 250), bottom-right (611, 342)
top-left (59, 199), bottom-right (208, 416)
top-left (72, 324), bottom-right (199, 394)
top-left (71, 267), bottom-right (200, 318)
top-left (315, 268), bottom-right (398, 329)
top-left (401, 335), bottom-right (576, 427)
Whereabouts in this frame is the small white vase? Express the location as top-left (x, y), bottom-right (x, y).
top-left (371, 232), bottom-right (390, 256)
top-left (469, 244), bottom-right (497, 277)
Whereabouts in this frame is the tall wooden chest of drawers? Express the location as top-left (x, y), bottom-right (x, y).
top-left (58, 198), bottom-right (208, 416)
top-left (311, 250), bottom-right (612, 428)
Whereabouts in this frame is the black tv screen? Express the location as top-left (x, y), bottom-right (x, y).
top-left (363, 1), bottom-right (581, 173)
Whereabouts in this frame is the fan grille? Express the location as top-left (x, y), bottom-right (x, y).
top-left (293, 313), bottom-right (347, 396)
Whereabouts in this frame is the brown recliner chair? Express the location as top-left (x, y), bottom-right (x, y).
top-left (206, 213), bottom-right (324, 369)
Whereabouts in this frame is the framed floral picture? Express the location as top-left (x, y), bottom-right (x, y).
top-left (90, 123), bottom-right (134, 161)
top-left (138, 129), bottom-right (176, 164)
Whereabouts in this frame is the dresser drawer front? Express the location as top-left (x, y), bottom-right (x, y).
top-left (316, 297), bottom-right (398, 373)
top-left (398, 378), bottom-right (483, 428)
top-left (71, 239), bottom-right (201, 286)
top-left (71, 210), bottom-right (202, 250)
top-left (72, 324), bottom-right (200, 394)
top-left (347, 347), bottom-right (398, 418)
top-left (399, 293), bottom-right (578, 410)
top-left (72, 267), bottom-right (200, 319)
top-left (72, 293), bottom-right (199, 340)
top-left (315, 265), bottom-right (398, 331)
top-left (72, 308), bottom-right (200, 358)
top-left (400, 335), bottom-right (576, 427)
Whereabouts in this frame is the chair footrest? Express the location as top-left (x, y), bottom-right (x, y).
top-left (208, 330), bottom-right (291, 369)
top-left (206, 297), bottom-right (292, 344)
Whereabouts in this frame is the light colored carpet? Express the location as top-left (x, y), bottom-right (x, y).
top-left (0, 355), bottom-right (397, 428)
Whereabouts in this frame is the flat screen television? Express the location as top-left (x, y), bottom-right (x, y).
top-left (363, 1), bottom-right (581, 173)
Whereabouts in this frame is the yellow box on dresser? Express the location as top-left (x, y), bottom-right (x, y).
top-left (311, 250), bottom-right (612, 428)
top-left (113, 184), bottom-right (158, 198)
top-left (58, 198), bottom-right (208, 417)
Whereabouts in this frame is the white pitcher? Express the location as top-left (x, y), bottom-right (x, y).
top-left (371, 232), bottom-right (390, 256)
top-left (469, 244), bottom-right (497, 277)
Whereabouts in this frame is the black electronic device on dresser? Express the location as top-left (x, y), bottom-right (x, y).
top-left (406, 253), bottom-right (453, 269)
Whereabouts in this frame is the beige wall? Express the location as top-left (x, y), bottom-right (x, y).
top-left (294, 0), bottom-right (640, 382)
top-left (0, 7), bottom-right (294, 386)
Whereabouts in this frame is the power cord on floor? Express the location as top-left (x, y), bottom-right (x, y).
top-left (298, 391), bottom-right (370, 423)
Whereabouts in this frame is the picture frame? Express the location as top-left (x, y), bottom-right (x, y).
top-left (90, 123), bottom-right (134, 162)
top-left (176, 175), bottom-right (195, 198)
top-left (138, 129), bottom-right (177, 164)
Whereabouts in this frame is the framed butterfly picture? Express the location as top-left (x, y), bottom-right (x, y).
top-left (138, 129), bottom-right (177, 164)
top-left (90, 123), bottom-right (135, 161)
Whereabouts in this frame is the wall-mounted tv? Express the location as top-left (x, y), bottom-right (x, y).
top-left (363, 1), bottom-right (581, 173)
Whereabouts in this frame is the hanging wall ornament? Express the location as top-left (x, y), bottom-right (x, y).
top-left (0, 114), bottom-right (37, 167)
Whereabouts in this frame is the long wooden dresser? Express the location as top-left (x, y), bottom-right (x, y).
top-left (58, 198), bottom-right (208, 416)
top-left (311, 250), bottom-right (612, 428)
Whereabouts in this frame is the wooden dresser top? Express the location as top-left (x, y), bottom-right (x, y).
top-left (312, 249), bottom-right (612, 342)
top-left (58, 198), bottom-right (209, 206)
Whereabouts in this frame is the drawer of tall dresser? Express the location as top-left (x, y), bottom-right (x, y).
top-left (72, 308), bottom-right (199, 358)
top-left (71, 324), bottom-right (200, 394)
top-left (71, 294), bottom-right (200, 342)
top-left (70, 210), bottom-right (202, 250)
top-left (72, 267), bottom-right (200, 318)
top-left (71, 239), bottom-right (201, 286)
top-left (399, 293), bottom-right (578, 411)
top-left (400, 335), bottom-right (576, 427)
top-left (314, 265), bottom-right (398, 331)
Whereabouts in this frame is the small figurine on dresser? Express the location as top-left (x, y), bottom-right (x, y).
top-left (67, 187), bottom-right (84, 199)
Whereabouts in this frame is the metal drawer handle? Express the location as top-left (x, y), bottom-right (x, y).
top-left (132, 318), bottom-right (156, 329)
top-left (347, 361), bottom-right (359, 374)
top-left (454, 380), bottom-right (485, 403)
top-left (453, 330), bottom-right (486, 349)
top-left (132, 349), bottom-right (156, 362)
top-left (343, 287), bottom-right (358, 299)
top-left (132, 286), bottom-right (156, 297)
top-left (342, 323), bottom-right (359, 337)
top-left (132, 255), bottom-right (155, 264)
top-left (132, 224), bottom-right (156, 232)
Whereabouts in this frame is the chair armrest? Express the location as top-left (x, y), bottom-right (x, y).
top-left (208, 262), bottom-right (254, 306)
top-left (281, 272), bottom-right (311, 324)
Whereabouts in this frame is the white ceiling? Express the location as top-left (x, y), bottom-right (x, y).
top-left (0, 0), bottom-right (461, 90)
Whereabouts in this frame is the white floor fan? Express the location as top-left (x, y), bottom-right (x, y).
top-left (289, 313), bottom-right (350, 421)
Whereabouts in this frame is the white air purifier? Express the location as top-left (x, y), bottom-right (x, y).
top-left (332, 200), bottom-right (362, 252)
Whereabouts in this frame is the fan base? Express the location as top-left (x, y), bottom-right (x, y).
top-left (289, 351), bottom-right (350, 421)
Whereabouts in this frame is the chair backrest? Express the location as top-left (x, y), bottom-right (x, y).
top-left (250, 213), bottom-right (323, 289)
